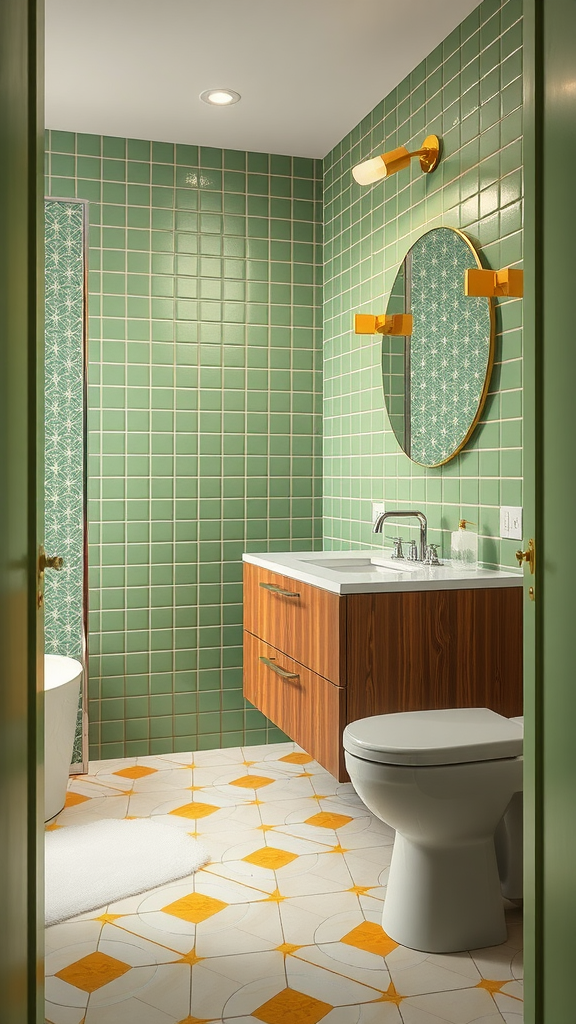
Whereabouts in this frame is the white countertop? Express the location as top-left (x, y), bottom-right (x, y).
top-left (242, 549), bottom-right (523, 595)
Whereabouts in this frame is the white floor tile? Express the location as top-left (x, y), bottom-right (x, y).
top-left (88, 963), bottom-right (191, 1019)
top-left (297, 939), bottom-right (391, 992)
top-left (193, 951), bottom-right (285, 1019)
top-left (286, 956), bottom-right (386, 1006)
top-left (279, 891), bottom-right (362, 946)
top-left (400, 985), bottom-right (504, 1023)
top-left (45, 1001), bottom-right (88, 1024)
top-left (191, 746), bottom-right (246, 767)
top-left (195, 898), bottom-right (283, 957)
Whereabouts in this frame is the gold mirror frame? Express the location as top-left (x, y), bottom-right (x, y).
top-left (382, 227), bottom-right (495, 468)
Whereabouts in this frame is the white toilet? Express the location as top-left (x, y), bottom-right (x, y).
top-left (343, 707), bottom-right (523, 953)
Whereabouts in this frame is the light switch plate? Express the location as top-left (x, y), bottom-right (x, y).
top-left (500, 506), bottom-right (523, 541)
top-left (372, 502), bottom-right (384, 526)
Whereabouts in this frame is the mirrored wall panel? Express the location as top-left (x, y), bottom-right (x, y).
top-left (44, 198), bottom-right (88, 770)
top-left (383, 227), bottom-right (494, 467)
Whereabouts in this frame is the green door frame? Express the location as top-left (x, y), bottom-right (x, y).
top-left (3, 1), bottom-right (576, 1021)
top-left (524, 0), bottom-right (576, 1020)
top-left (0, 0), bottom-right (44, 1020)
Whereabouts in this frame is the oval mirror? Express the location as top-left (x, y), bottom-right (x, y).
top-left (382, 226), bottom-right (494, 467)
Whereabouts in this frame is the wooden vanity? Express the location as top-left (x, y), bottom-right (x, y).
top-left (243, 555), bottom-right (523, 781)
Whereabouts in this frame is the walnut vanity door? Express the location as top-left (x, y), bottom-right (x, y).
top-left (243, 631), bottom-right (346, 779)
top-left (243, 563), bottom-right (346, 684)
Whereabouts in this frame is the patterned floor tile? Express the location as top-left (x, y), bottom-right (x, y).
top-left (279, 891), bottom-right (362, 946)
top-left (45, 1001), bottom-right (88, 1024)
top-left (47, 741), bottom-right (523, 1024)
top-left (296, 938), bottom-right (392, 993)
top-left (343, 844), bottom-right (393, 890)
top-left (400, 984), bottom-right (507, 1022)
top-left (192, 950), bottom-right (285, 1019)
top-left (387, 944), bottom-right (482, 996)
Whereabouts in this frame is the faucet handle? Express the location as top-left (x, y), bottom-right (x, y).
top-left (391, 537), bottom-right (403, 559)
top-left (407, 539), bottom-right (418, 561)
top-left (424, 543), bottom-right (442, 566)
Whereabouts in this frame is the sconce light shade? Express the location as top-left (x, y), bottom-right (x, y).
top-left (352, 135), bottom-right (441, 186)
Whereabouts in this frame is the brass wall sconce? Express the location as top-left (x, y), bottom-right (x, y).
top-left (464, 267), bottom-right (524, 298)
top-left (352, 135), bottom-right (441, 185)
top-left (355, 313), bottom-right (413, 336)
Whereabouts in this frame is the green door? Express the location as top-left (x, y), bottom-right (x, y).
top-left (0, 0), bottom-right (44, 1020)
top-left (524, 0), bottom-right (576, 1019)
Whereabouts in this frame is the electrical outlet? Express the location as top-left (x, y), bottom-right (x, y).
top-left (500, 506), bottom-right (523, 541)
top-left (372, 502), bottom-right (385, 526)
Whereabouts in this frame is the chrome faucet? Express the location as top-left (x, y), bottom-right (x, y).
top-left (373, 509), bottom-right (428, 562)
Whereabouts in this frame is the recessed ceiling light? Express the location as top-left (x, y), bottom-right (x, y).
top-left (200, 89), bottom-right (241, 106)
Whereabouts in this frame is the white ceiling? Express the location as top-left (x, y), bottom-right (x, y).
top-left (45, 0), bottom-right (482, 159)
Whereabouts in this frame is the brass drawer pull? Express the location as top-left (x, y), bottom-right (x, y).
top-left (259, 582), bottom-right (300, 598)
top-left (259, 656), bottom-right (300, 680)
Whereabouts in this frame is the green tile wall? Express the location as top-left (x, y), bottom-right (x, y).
top-left (323, 0), bottom-right (523, 569)
top-left (45, 134), bottom-right (323, 759)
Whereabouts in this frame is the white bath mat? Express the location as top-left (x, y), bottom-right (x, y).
top-left (45, 818), bottom-right (209, 926)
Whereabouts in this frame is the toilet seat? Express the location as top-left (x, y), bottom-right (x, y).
top-left (343, 707), bottom-right (523, 766)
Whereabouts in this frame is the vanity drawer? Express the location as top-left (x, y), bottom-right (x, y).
top-left (243, 630), bottom-right (346, 779)
top-left (243, 562), bottom-right (346, 684)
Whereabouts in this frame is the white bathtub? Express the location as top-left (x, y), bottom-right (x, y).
top-left (44, 654), bottom-right (83, 822)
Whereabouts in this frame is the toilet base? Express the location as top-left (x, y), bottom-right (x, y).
top-left (383, 832), bottom-right (507, 953)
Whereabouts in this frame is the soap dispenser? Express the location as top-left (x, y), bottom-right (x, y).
top-left (450, 519), bottom-right (478, 569)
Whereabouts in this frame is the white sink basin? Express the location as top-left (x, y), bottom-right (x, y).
top-left (306, 555), bottom-right (423, 574)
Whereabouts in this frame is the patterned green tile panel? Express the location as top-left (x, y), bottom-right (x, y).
top-left (44, 198), bottom-right (86, 765)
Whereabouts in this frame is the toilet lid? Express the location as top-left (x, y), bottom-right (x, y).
top-left (343, 708), bottom-right (523, 766)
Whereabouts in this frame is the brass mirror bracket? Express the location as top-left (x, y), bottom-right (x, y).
top-left (464, 267), bottom-right (524, 298)
top-left (355, 313), bottom-right (413, 336)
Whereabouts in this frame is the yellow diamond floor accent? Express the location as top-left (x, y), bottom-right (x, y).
top-left (347, 885), bottom-right (374, 896)
top-left (243, 847), bottom-right (298, 869)
top-left (162, 892), bottom-right (228, 924)
top-left (276, 942), bottom-right (303, 956)
top-left (64, 791), bottom-right (90, 808)
top-left (253, 986), bottom-right (332, 1024)
top-left (113, 765), bottom-right (158, 779)
top-left (169, 802), bottom-right (219, 819)
top-left (55, 951), bottom-right (131, 993)
top-left (261, 888), bottom-right (287, 903)
top-left (93, 913), bottom-right (124, 924)
top-left (341, 921), bottom-right (398, 957)
top-left (477, 978), bottom-right (519, 997)
top-left (177, 1017), bottom-right (213, 1024)
top-left (279, 752), bottom-right (313, 765)
top-left (230, 775), bottom-right (275, 789)
top-left (304, 811), bottom-right (353, 830)
top-left (373, 981), bottom-right (405, 1006)
top-left (175, 947), bottom-right (204, 966)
